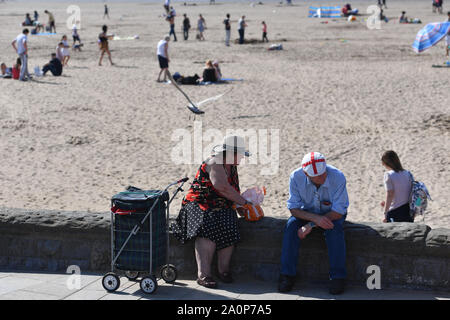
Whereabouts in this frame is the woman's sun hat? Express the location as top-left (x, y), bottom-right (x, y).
top-left (212, 135), bottom-right (251, 157)
top-left (301, 152), bottom-right (326, 177)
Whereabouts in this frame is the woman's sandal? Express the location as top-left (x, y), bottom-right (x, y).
top-left (197, 276), bottom-right (217, 288)
top-left (217, 272), bottom-right (233, 283)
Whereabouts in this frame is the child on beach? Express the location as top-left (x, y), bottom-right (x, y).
top-left (262, 21), bottom-right (268, 42)
top-left (61, 35), bottom-right (70, 66)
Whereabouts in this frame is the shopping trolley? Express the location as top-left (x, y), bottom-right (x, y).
top-left (102, 177), bottom-right (188, 294)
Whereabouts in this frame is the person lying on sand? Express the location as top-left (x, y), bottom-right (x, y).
top-left (1, 62), bottom-right (13, 78)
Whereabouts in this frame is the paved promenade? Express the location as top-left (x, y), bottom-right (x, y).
top-left (0, 271), bottom-right (449, 300)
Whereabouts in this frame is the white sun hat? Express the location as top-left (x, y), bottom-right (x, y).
top-left (212, 135), bottom-right (251, 157)
top-left (301, 152), bottom-right (326, 177)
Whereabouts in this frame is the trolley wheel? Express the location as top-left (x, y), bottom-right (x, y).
top-left (161, 264), bottom-right (178, 283)
top-left (102, 273), bottom-right (120, 292)
top-left (140, 275), bottom-right (158, 294)
top-left (125, 271), bottom-right (140, 281)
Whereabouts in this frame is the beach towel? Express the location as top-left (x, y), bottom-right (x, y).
top-left (33, 32), bottom-right (57, 36)
top-left (219, 78), bottom-right (244, 82)
top-left (308, 6), bottom-right (341, 18)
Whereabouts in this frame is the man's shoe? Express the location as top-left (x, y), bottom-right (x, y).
top-left (278, 274), bottom-right (295, 293)
top-left (329, 278), bottom-right (346, 295)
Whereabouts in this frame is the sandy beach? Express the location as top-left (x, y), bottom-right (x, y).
top-left (0, 0), bottom-right (449, 229)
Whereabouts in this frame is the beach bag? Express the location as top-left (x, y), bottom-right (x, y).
top-left (236, 186), bottom-right (266, 222)
top-left (407, 171), bottom-right (431, 221)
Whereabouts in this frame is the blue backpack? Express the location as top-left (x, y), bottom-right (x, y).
top-left (407, 171), bottom-right (432, 221)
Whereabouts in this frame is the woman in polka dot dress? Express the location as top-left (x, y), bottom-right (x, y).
top-left (172, 136), bottom-right (252, 288)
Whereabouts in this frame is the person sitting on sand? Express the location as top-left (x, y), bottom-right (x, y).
top-left (201, 60), bottom-right (218, 82)
top-left (399, 11), bottom-right (409, 23)
top-left (380, 150), bottom-right (413, 223)
top-left (342, 4), bottom-right (352, 17)
top-left (31, 22), bottom-right (43, 34)
top-left (212, 60), bottom-right (222, 81)
top-left (42, 53), bottom-right (63, 76)
top-left (279, 152), bottom-right (349, 295)
top-left (12, 58), bottom-right (21, 80)
top-left (23, 13), bottom-right (33, 26)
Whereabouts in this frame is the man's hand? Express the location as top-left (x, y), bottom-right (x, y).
top-left (314, 215), bottom-right (334, 229)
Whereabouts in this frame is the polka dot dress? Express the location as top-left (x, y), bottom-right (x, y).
top-left (171, 160), bottom-right (241, 250)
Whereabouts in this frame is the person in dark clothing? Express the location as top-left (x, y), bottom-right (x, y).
top-left (42, 53), bottom-right (63, 76)
top-left (201, 60), bottom-right (218, 82)
top-left (183, 14), bottom-right (191, 40)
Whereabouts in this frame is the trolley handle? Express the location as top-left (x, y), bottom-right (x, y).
top-left (177, 177), bottom-right (189, 184)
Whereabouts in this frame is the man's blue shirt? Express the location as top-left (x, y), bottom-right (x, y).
top-left (287, 164), bottom-right (349, 215)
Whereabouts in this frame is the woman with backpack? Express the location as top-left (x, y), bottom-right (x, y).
top-left (380, 150), bottom-right (413, 223)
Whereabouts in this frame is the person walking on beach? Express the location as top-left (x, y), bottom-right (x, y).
top-left (98, 25), bottom-right (114, 66)
top-left (380, 151), bottom-right (413, 223)
top-left (72, 23), bottom-right (81, 47)
top-left (60, 35), bottom-right (70, 66)
top-left (183, 14), bottom-right (190, 40)
top-left (238, 16), bottom-right (247, 44)
top-left (11, 28), bottom-right (31, 81)
top-left (197, 14), bottom-right (206, 41)
top-left (44, 10), bottom-right (56, 33)
top-left (224, 14), bottom-right (231, 46)
top-left (157, 35), bottom-right (170, 82)
top-left (167, 8), bottom-right (177, 41)
top-left (278, 152), bottom-right (349, 295)
top-left (34, 10), bottom-right (39, 23)
top-left (104, 4), bottom-right (110, 19)
top-left (262, 21), bottom-right (268, 42)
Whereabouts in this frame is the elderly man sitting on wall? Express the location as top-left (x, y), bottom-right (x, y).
top-left (278, 152), bottom-right (349, 295)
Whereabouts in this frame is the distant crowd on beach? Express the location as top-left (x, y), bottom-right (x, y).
top-left (2, 1), bottom-right (449, 83)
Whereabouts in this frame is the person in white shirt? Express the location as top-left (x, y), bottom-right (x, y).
top-left (61, 35), bottom-right (70, 66)
top-left (237, 16), bottom-right (247, 44)
top-left (11, 29), bottom-right (31, 81)
top-left (157, 36), bottom-right (170, 82)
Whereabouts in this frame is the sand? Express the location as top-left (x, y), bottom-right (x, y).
top-left (0, 0), bottom-right (449, 229)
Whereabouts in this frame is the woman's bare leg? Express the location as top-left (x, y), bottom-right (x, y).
top-left (107, 49), bottom-right (114, 65)
top-left (217, 245), bottom-right (234, 274)
top-left (195, 237), bottom-right (216, 279)
top-left (99, 50), bottom-right (105, 66)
